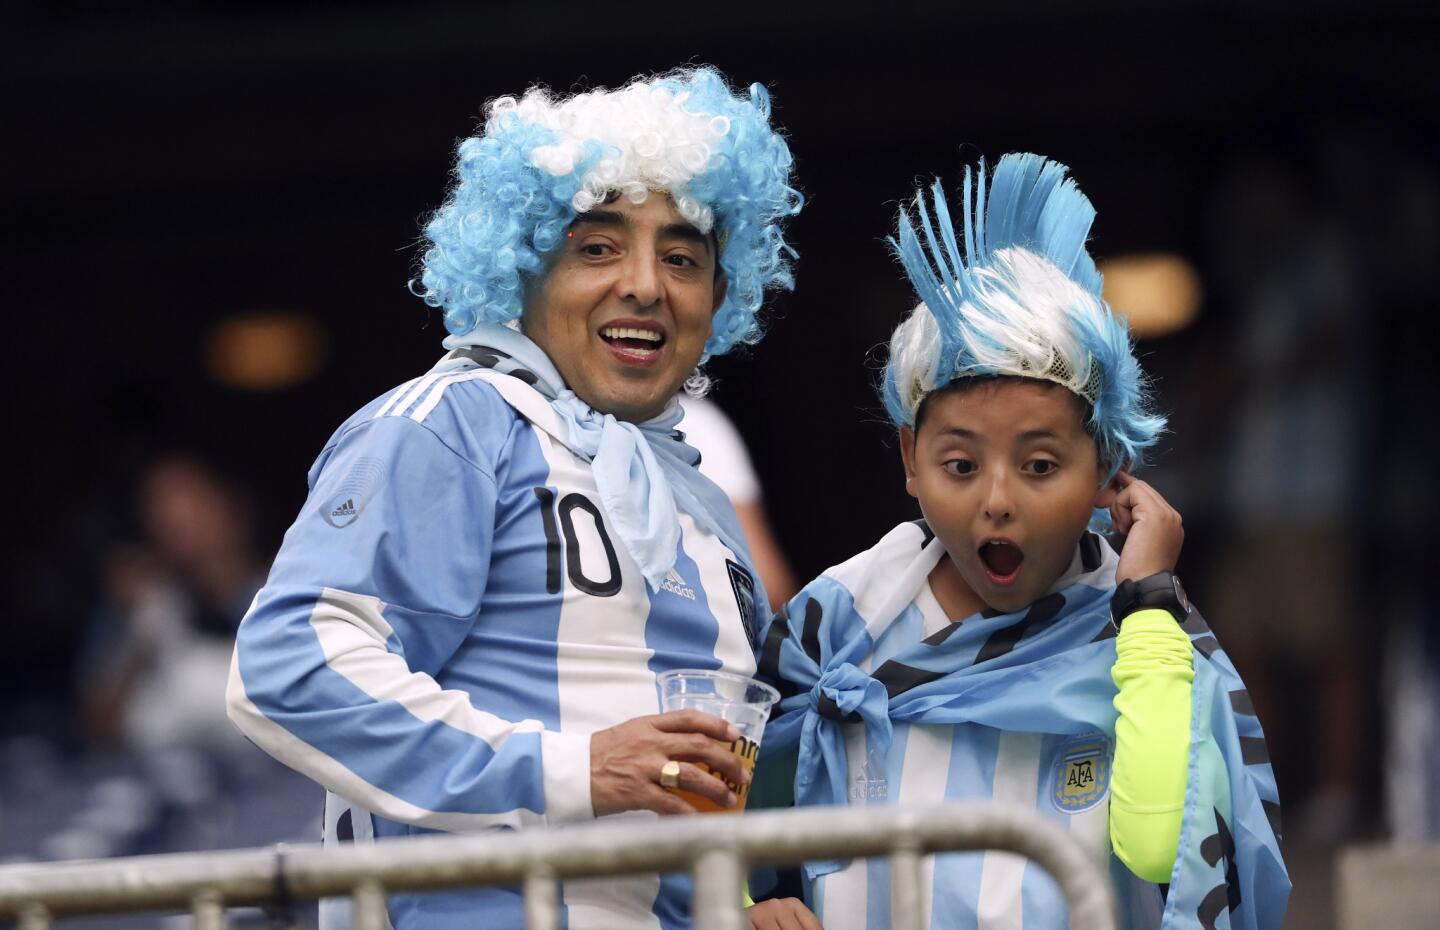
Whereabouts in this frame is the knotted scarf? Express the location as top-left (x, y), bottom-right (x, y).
top-left (433, 323), bottom-right (752, 593)
top-left (758, 522), bottom-right (1288, 928)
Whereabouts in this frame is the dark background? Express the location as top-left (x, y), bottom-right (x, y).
top-left (3, 0), bottom-right (1438, 903)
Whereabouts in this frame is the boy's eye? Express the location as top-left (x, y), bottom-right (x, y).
top-left (1025, 459), bottom-right (1058, 476)
top-left (580, 243), bottom-right (611, 257)
top-left (664, 253), bottom-right (697, 267)
top-left (943, 459), bottom-right (976, 476)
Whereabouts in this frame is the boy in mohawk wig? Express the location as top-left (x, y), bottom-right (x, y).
top-left (229, 68), bottom-right (806, 930)
top-left (755, 154), bottom-right (1288, 929)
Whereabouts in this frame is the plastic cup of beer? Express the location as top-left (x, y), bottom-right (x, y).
top-left (656, 668), bottom-right (779, 813)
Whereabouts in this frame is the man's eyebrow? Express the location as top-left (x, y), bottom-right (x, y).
top-left (570, 211), bottom-right (712, 254)
top-left (658, 222), bottom-right (711, 252)
top-left (572, 208), bottom-right (628, 229)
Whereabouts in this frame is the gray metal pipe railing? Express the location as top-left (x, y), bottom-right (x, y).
top-left (0, 803), bottom-right (1117, 930)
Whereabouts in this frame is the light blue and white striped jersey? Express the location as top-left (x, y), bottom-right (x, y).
top-left (758, 522), bottom-right (1286, 930)
top-left (228, 366), bottom-right (763, 930)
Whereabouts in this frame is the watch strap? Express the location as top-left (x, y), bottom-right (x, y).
top-left (1111, 572), bottom-right (1189, 627)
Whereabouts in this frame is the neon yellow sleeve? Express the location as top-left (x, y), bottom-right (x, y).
top-left (1109, 607), bottom-right (1194, 883)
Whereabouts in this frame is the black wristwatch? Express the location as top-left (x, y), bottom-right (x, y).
top-left (1110, 571), bottom-right (1191, 628)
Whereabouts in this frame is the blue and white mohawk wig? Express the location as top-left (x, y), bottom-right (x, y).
top-left (882, 153), bottom-right (1165, 472)
top-left (414, 67), bottom-right (803, 358)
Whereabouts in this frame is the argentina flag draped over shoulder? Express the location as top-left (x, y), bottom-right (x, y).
top-left (1164, 614), bottom-right (1289, 929)
top-left (757, 522), bottom-right (1288, 929)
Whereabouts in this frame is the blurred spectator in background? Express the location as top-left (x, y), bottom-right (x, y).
top-left (679, 394), bottom-right (799, 609)
top-left (0, 452), bottom-right (319, 879)
top-left (1319, 126), bottom-right (1440, 847)
top-left (1386, 607), bottom-right (1440, 843)
top-left (1203, 155), bottom-right (1373, 846)
top-left (77, 454), bottom-right (264, 755)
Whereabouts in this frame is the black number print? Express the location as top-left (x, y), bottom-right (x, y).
top-left (534, 488), bottom-right (622, 598)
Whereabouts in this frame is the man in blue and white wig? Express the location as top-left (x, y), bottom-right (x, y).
top-left (757, 154), bottom-right (1288, 929)
top-left (228, 67), bottom-right (802, 930)
top-left (418, 66), bottom-right (800, 362)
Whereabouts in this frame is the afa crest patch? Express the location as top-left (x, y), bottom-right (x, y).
top-left (1052, 734), bottom-right (1111, 814)
top-left (726, 559), bottom-right (758, 648)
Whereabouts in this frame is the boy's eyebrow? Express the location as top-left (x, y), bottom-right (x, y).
top-left (934, 427), bottom-right (1064, 442)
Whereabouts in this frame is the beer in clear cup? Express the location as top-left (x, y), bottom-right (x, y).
top-left (656, 668), bottom-right (779, 813)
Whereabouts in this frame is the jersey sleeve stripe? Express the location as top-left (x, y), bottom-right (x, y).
top-left (409, 371), bottom-right (493, 424)
top-left (371, 380), bottom-right (420, 423)
top-left (231, 586), bottom-right (548, 819)
top-left (228, 650), bottom-right (546, 831)
top-left (308, 588), bottom-right (548, 748)
top-left (376, 373), bottom-right (442, 420)
top-left (539, 729), bottom-right (594, 823)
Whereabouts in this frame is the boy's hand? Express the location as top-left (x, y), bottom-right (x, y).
top-left (1109, 472), bottom-right (1184, 583)
top-left (746, 897), bottom-right (823, 930)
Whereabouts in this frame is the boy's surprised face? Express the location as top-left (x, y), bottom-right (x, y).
top-left (900, 379), bottom-right (1118, 616)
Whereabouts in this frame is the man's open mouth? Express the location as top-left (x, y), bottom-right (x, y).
top-left (599, 325), bottom-right (665, 352)
top-left (979, 539), bottom-right (1024, 584)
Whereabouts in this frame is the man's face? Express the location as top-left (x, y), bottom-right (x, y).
top-left (900, 380), bottom-right (1118, 615)
top-left (522, 194), bottom-right (724, 423)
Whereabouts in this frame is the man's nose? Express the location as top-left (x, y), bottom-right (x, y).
top-left (616, 250), bottom-right (662, 306)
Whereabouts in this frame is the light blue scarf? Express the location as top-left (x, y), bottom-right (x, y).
top-left (764, 530), bottom-right (1124, 878)
top-left (434, 323), bottom-right (753, 592)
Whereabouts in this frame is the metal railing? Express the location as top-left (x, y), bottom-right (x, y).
top-left (0, 803), bottom-right (1116, 930)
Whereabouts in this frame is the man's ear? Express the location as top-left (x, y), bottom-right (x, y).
top-left (710, 270), bottom-right (728, 316)
top-left (899, 426), bottom-right (920, 499)
top-left (1093, 462), bottom-right (1131, 508)
top-left (518, 272), bottom-right (545, 336)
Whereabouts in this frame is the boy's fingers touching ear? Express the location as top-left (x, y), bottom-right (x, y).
top-left (1129, 480), bottom-right (1173, 515)
top-left (1119, 477), bottom-right (1161, 508)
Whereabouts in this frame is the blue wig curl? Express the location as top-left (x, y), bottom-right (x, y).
top-left (414, 67), bottom-right (803, 358)
top-left (881, 153), bottom-right (1165, 472)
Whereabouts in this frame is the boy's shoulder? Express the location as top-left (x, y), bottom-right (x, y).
top-left (781, 521), bottom-right (939, 636)
top-left (820, 520), bottom-right (935, 595)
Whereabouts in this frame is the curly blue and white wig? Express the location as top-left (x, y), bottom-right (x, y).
top-left (414, 67), bottom-right (803, 359)
top-left (882, 153), bottom-right (1165, 473)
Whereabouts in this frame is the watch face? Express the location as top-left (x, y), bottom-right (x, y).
top-left (1108, 579), bottom-right (1135, 628)
top-left (1172, 575), bottom-right (1191, 614)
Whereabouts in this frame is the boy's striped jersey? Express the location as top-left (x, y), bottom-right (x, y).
top-left (808, 577), bottom-right (1160, 930)
top-left (758, 522), bottom-right (1287, 930)
top-left (228, 368), bottom-right (761, 930)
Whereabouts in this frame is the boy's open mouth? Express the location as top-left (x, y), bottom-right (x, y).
top-left (979, 539), bottom-right (1024, 585)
